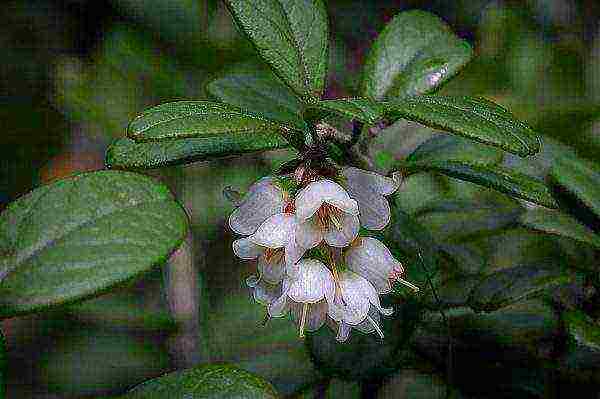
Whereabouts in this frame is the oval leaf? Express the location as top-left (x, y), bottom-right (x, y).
top-left (206, 66), bottom-right (306, 130)
top-left (309, 98), bottom-right (386, 125)
top-left (397, 159), bottom-right (558, 209)
top-left (124, 364), bottom-right (278, 398)
top-left (224, 0), bottom-right (328, 102)
top-left (407, 134), bottom-right (504, 167)
top-left (551, 154), bottom-right (600, 218)
top-left (467, 265), bottom-right (572, 312)
top-left (106, 133), bottom-right (289, 170)
top-left (519, 208), bottom-right (600, 249)
top-left (0, 171), bottom-right (188, 318)
top-left (385, 96), bottom-right (541, 156)
top-left (362, 10), bottom-right (473, 100)
top-left (560, 310), bottom-right (600, 373)
top-left (128, 101), bottom-right (292, 142)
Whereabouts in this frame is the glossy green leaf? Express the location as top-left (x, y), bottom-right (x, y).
top-left (362, 10), bottom-right (473, 100)
top-left (224, 0), bottom-right (328, 102)
top-left (123, 364), bottom-right (278, 398)
top-left (310, 98), bottom-right (386, 125)
top-left (385, 96), bottom-right (541, 156)
top-left (467, 265), bottom-right (572, 312)
top-left (407, 134), bottom-right (504, 167)
top-left (397, 159), bottom-right (558, 209)
top-left (520, 208), bottom-right (600, 249)
top-left (206, 65), bottom-right (306, 130)
top-left (128, 101), bottom-right (297, 142)
top-left (106, 133), bottom-right (289, 169)
top-left (551, 154), bottom-right (600, 217)
top-left (0, 171), bottom-right (188, 318)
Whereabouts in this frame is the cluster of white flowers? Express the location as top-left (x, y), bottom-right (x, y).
top-left (229, 166), bottom-right (419, 342)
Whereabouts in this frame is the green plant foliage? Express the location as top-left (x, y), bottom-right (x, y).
top-left (311, 98), bottom-right (386, 125)
top-left (519, 208), bottom-right (600, 249)
top-left (385, 96), bottom-right (541, 156)
top-left (407, 134), bottom-right (504, 167)
top-left (551, 154), bottom-right (600, 218)
top-left (558, 310), bottom-right (600, 384)
top-left (0, 329), bottom-right (4, 399)
top-left (123, 364), bottom-right (278, 398)
top-left (0, 171), bottom-right (188, 318)
top-left (361, 10), bottom-right (473, 100)
top-left (398, 159), bottom-right (557, 209)
top-left (223, 0), bottom-right (328, 103)
top-left (206, 65), bottom-right (306, 130)
top-left (106, 133), bottom-right (290, 170)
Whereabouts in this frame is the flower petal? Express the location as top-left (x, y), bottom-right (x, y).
top-left (233, 237), bottom-right (263, 260)
top-left (345, 237), bottom-right (398, 293)
top-left (324, 214), bottom-right (359, 247)
top-left (343, 167), bottom-right (399, 196)
top-left (258, 254), bottom-right (286, 284)
top-left (268, 278), bottom-right (290, 317)
top-left (229, 177), bottom-right (285, 236)
top-left (295, 220), bottom-right (323, 249)
top-left (336, 322), bottom-right (351, 342)
top-left (289, 300), bottom-right (328, 332)
top-left (295, 179), bottom-right (357, 220)
top-left (250, 213), bottom-right (296, 248)
top-left (287, 259), bottom-right (335, 304)
top-left (338, 271), bottom-right (377, 325)
top-left (252, 279), bottom-right (284, 305)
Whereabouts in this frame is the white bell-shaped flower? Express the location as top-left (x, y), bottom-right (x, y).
top-left (233, 213), bottom-right (305, 284)
top-left (229, 177), bottom-right (286, 236)
top-left (269, 259), bottom-right (336, 337)
top-left (294, 179), bottom-right (360, 248)
top-left (342, 167), bottom-right (399, 230)
top-left (328, 270), bottom-right (393, 342)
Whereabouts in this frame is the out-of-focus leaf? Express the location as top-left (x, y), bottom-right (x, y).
top-left (206, 65), bottom-right (305, 130)
top-left (123, 364), bottom-right (278, 399)
top-left (128, 101), bottom-right (293, 142)
top-left (376, 367), bottom-right (464, 399)
top-left (309, 98), bottom-right (385, 125)
top-left (0, 329), bottom-right (4, 399)
top-left (397, 159), bottom-right (558, 209)
top-left (551, 154), bottom-right (600, 218)
top-left (520, 208), bottom-right (600, 249)
top-left (361, 10), bottom-right (473, 100)
top-left (407, 134), bottom-right (504, 166)
top-left (438, 243), bottom-right (488, 275)
top-left (385, 96), bottom-right (541, 156)
top-left (467, 265), bottom-right (572, 312)
top-left (326, 379), bottom-right (360, 399)
top-left (223, 0), bottom-right (328, 102)
top-left (558, 310), bottom-right (600, 384)
top-left (106, 133), bottom-right (290, 170)
top-left (0, 171), bottom-right (188, 318)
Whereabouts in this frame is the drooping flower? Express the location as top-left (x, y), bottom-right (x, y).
top-left (294, 179), bottom-right (360, 249)
top-left (342, 167), bottom-right (399, 230)
top-left (229, 177), bottom-right (287, 236)
top-left (268, 259), bottom-right (337, 337)
top-left (328, 270), bottom-right (394, 342)
top-left (233, 213), bottom-right (304, 284)
top-left (345, 237), bottom-right (419, 294)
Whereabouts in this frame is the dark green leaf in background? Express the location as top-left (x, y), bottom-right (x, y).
top-left (361, 10), bottom-right (473, 100)
top-left (127, 101), bottom-right (292, 142)
top-left (0, 329), bottom-right (4, 399)
top-left (397, 159), bottom-right (558, 209)
top-left (106, 133), bottom-right (290, 170)
top-left (407, 134), bottom-right (504, 167)
top-left (519, 208), bottom-right (600, 249)
top-left (551, 154), bottom-right (600, 218)
top-left (385, 96), bottom-right (541, 157)
top-left (0, 171), bottom-right (188, 318)
top-left (224, 0), bottom-right (328, 103)
top-left (559, 310), bottom-right (600, 381)
top-left (123, 364), bottom-right (278, 398)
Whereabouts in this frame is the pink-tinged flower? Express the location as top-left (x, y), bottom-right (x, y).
top-left (294, 179), bottom-right (360, 248)
top-left (328, 270), bottom-right (394, 342)
top-left (342, 167), bottom-right (399, 230)
top-left (268, 259), bottom-right (337, 337)
top-left (233, 213), bottom-right (304, 284)
top-left (229, 177), bottom-right (286, 236)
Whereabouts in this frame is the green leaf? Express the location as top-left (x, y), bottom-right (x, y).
top-left (385, 96), bottom-right (541, 156)
top-left (559, 310), bottom-right (600, 377)
top-left (361, 10), bottom-right (473, 100)
top-left (0, 171), bottom-right (188, 318)
top-left (224, 0), bottom-right (328, 102)
top-left (551, 154), bottom-right (600, 218)
top-left (309, 98), bottom-right (386, 125)
top-left (127, 101), bottom-right (295, 142)
top-left (407, 134), bottom-right (504, 167)
top-left (467, 265), bottom-right (572, 312)
top-left (397, 159), bottom-right (558, 209)
top-left (106, 133), bottom-right (290, 169)
top-left (520, 208), bottom-right (600, 249)
top-left (0, 330), bottom-right (4, 399)
top-left (123, 364), bottom-right (278, 398)
top-left (206, 65), bottom-right (306, 130)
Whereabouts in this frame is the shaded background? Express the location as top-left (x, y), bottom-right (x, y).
top-left (2, 0), bottom-right (600, 398)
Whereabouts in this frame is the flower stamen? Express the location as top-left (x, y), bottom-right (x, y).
top-left (299, 303), bottom-right (309, 338)
top-left (366, 314), bottom-right (384, 339)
